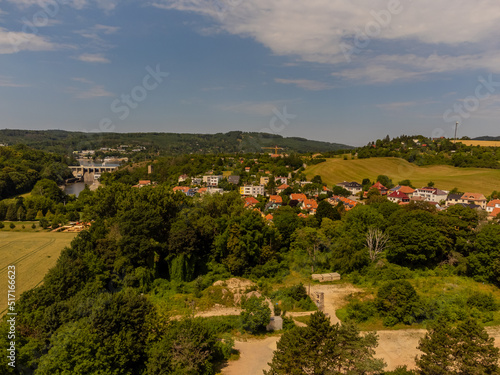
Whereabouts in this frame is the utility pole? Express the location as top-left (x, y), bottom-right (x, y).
top-left (454, 121), bottom-right (458, 141)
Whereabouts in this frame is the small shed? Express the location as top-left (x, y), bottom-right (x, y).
top-left (311, 273), bottom-right (341, 282)
top-left (266, 316), bottom-right (283, 331)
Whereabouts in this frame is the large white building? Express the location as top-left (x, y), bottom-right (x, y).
top-left (203, 175), bottom-right (223, 187)
top-left (413, 187), bottom-right (448, 203)
top-left (240, 184), bottom-right (265, 197)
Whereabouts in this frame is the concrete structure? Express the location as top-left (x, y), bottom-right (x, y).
top-left (266, 316), bottom-right (283, 331)
top-left (69, 164), bottom-right (119, 179)
top-left (311, 273), bottom-right (341, 282)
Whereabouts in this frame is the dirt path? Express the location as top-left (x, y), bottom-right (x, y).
top-left (221, 336), bottom-right (279, 375)
top-left (206, 282), bottom-right (500, 373)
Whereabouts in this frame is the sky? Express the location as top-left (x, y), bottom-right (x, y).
top-left (2, 0), bottom-right (500, 146)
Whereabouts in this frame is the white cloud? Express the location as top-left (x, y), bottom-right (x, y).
top-left (75, 53), bottom-right (110, 63)
top-left (69, 77), bottom-right (113, 99)
top-left (0, 76), bottom-right (30, 88)
top-left (274, 78), bottom-right (333, 91)
top-left (0, 27), bottom-right (58, 54)
top-left (153, 0), bottom-right (500, 83)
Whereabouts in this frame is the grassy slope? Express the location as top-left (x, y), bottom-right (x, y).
top-left (305, 157), bottom-right (500, 195)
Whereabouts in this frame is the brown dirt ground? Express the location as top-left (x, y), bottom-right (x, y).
top-left (213, 282), bottom-right (500, 374)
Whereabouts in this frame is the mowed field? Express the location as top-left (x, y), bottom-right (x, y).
top-left (0, 231), bottom-right (76, 315)
top-left (452, 140), bottom-right (500, 147)
top-left (305, 157), bottom-right (500, 195)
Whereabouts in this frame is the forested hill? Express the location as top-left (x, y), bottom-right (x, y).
top-left (0, 129), bottom-right (353, 155)
top-left (0, 145), bottom-right (73, 199)
top-left (474, 136), bottom-right (500, 141)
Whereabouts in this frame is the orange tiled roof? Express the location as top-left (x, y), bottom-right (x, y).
top-left (269, 195), bottom-right (283, 203)
top-left (487, 199), bottom-right (500, 208)
top-left (462, 192), bottom-right (486, 201)
top-left (398, 185), bottom-right (415, 194)
top-left (490, 207), bottom-right (500, 218)
top-left (277, 183), bottom-right (289, 190)
top-left (139, 180), bottom-right (151, 185)
top-left (244, 196), bottom-right (259, 206)
top-left (265, 214), bottom-right (274, 221)
top-left (291, 193), bottom-right (307, 201)
top-left (173, 186), bottom-right (189, 192)
top-left (303, 199), bottom-right (318, 209)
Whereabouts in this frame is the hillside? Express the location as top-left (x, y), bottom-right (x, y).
top-left (474, 136), bottom-right (500, 141)
top-left (0, 129), bottom-right (353, 155)
top-left (305, 157), bottom-right (500, 195)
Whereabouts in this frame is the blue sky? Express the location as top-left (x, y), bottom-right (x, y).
top-left (2, 0), bottom-right (500, 146)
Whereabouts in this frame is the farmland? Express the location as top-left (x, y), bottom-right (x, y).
top-left (0, 231), bottom-right (76, 315)
top-left (305, 157), bottom-right (500, 195)
top-left (452, 140), bottom-right (500, 147)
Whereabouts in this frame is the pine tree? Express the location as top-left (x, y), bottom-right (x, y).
top-left (416, 317), bottom-right (500, 375)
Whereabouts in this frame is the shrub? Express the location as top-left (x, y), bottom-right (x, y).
top-left (31, 223), bottom-right (36, 229)
top-left (9, 223), bottom-right (15, 229)
top-left (240, 296), bottom-right (271, 334)
top-left (467, 292), bottom-right (498, 312)
top-left (0, 222), bottom-right (4, 229)
top-left (346, 300), bottom-right (377, 322)
top-left (375, 280), bottom-right (423, 326)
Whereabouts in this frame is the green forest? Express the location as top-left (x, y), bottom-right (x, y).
top-left (1, 180), bottom-right (500, 373)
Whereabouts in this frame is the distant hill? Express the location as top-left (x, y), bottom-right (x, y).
top-left (474, 136), bottom-right (500, 141)
top-left (0, 129), bottom-right (353, 155)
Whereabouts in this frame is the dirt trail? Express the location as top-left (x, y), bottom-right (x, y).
top-left (212, 282), bottom-right (500, 373)
top-left (221, 336), bottom-right (279, 375)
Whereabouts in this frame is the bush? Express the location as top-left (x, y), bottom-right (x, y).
top-left (346, 300), bottom-right (377, 322)
top-left (31, 223), bottom-right (36, 229)
top-left (0, 222), bottom-right (4, 229)
top-left (375, 280), bottom-right (423, 326)
top-left (9, 223), bottom-right (15, 229)
top-left (467, 292), bottom-right (498, 312)
top-left (240, 296), bottom-right (271, 334)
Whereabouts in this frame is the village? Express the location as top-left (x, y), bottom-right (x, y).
top-left (159, 169), bottom-right (500, 221)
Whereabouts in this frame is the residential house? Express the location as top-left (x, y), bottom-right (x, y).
top-left (244, 196), bottom-right (259, 208)
top-left (265, 195), bottom-right (283, 210)
top-left (290, 193), bottom-right (307, 202)
top-left (364, 182), bottom-right (388, 197)
top-left (203, 175), bottom-right (223, 187)
top-left (260, 176), bottom-right (270, 185)
top-left (489, 207), bottom-right (500, 220)
top-left (275, 176), bottom-right (288, 185)
top-left (486, 199), bottom-right (500, 213)
top-left (265, 213), bottom-right (274, 221)
top-left (244, 167), bottom-right (251, 172)
top-left (413, 187), bottom-right (448, 203)
top-left (276, 184), bottom-right (289, 194)
top-left (329, 196), bottom-right (358, 211)
top-left (191, 177), bottom-right (202, 185)
top-left (387, 190), bottom-right (410, 204)
top-left (337, 181), bottom-right (362, 195)
top-left (198, 187), bottom-right (223, 195)
top-left (461, 193), bottom-right (487, 209)
top-left (393, 185), bottom-right (415, 198)
top-left (446, 193), bottom-right (465, 207)
top-left (240, 184), bottom-right (265, 197)
top-left (178, 174), bottom-right (189, 183)
top-left (301, 199), bottom-right (318, 215)
top-left (173, 186), bottom-right (196, 196)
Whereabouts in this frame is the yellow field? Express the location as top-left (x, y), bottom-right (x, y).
top-left (452, 140), bottom-right (500, 147)
top-left (0, 232), bottom-right (76, 315)
top-left (305, 157), bottom-right (500, 195)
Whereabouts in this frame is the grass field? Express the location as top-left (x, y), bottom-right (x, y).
top-left (452, 140), bottom-right (500, 147)
top-left (0, 231), bottom-right (76, 315)
top-left (305, 157), bottom-right (500, 195)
